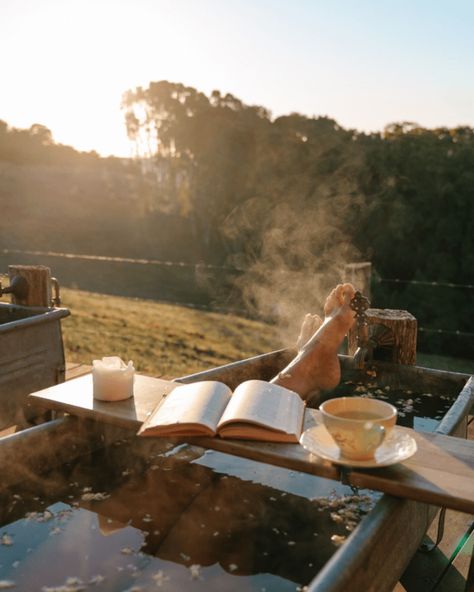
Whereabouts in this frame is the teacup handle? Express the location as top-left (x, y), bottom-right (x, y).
top-left (365, 422), bottom-right (385, 447)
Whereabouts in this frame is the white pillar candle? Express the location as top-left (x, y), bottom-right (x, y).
top-left (92, 356), bottom-right (135, 401)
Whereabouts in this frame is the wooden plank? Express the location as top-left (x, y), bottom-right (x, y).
top-left (191, 428), bottom-right (474, 514)
top-left (65, 362), bottom-right (92, 380)
top-left (29, 373), bottom-right (177, 429)
top-left (66, 361), bottom-right (84, 374)
top-left (28, 374), bottom-right (474, 514)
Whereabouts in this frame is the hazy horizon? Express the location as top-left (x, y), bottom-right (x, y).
top-left (2, 0), bottom-right (473, 157)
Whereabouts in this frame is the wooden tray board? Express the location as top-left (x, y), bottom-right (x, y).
top-left (29, 373), bottom-right (177, 429)
top-left (29, 374), bottom-right (474, 515)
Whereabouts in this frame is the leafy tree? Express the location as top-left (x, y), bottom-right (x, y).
top-left (3, 81), bottom-right (474, 358)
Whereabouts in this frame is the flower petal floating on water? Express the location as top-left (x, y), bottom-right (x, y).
top-left (151, 571), bottom-right (170, 587)
top-left (189, 564), bottom-right (202, 580)
top-left (81, 492), bottom-right (110, 502)
top-left (1, 534), bottom-right (13, 546)
top-left (120, 547), bottom-right (134, 555)
top-left (330, 534), bottom-right (346, 546)
top-left (41, 575), bottom-right (86, 592)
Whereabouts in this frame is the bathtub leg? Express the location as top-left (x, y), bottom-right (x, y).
top-left (429, 518), bottom-right (474, 592)
top-left (467, 542), bottom-right (474, 592)
top-left (419, 507), bottom-right (446, 552)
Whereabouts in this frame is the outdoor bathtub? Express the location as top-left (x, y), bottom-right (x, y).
top-left (0, 302), bottom-right (70, 430)
top-left (0, 349), bottom-right (472, 591)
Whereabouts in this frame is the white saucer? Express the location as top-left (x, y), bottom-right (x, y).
top-left (300, 424), bottom-right (417, 468)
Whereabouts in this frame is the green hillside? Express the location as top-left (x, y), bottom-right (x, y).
top-left (60, 287), bottom-right (285, 379)
top-left (61, 288), bottom-right (474, 380)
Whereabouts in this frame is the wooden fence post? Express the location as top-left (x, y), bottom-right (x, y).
top-left (8, 265), bottom-right (52, 307)
top-left (348, 308), bottom-right (418, 365)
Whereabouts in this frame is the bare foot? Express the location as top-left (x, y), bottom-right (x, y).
top-left (271, 283), bottom-right (357, 401)
top-left (295, 313), bottom-right (323, 351)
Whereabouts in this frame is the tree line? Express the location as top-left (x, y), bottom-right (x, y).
top-left (1, 82), bottom-right (473, 357)
top-left (122, 82), bottom-right (474, 357)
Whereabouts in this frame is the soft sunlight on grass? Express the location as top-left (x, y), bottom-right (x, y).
top-left (416, 353), bottom-right (474, 375)
top-left (61, 288), bottom-right (284, 379)
top-left (60, 288), bottom-right (474, 380)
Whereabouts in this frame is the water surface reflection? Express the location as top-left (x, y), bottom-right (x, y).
top-left (0, 440), bottom-right (377, 591)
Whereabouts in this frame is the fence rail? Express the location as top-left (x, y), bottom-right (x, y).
top-left (1, 248), bottom-right (242, 272)
top-left (3, 249), bottom-right (474, 289)
top-left (2, 248), bottom-right (473, 340)
top-left (379, 278), bottom-right (474, 290)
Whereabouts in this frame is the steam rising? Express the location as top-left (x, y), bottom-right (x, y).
top-left (223, 194), bottom-right (362, 344)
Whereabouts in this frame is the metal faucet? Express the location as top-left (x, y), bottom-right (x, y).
top-left (0, 274), bottom-right (61, 307)
top-left (350, 291), bottom-right (370, 347)
top-left (0, 275), bottom-right (29, 301)
top-left (349, 291), bottom-right (372, 368)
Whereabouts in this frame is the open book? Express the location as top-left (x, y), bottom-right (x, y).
top-left (137, 379), bottom-right (305, 443)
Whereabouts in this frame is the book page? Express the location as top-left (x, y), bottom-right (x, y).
top-left (138, 381), bottom-right (232, 437)
top-left (216, 380), bottom-right (304, 441)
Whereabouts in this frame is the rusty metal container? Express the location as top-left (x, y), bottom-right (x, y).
top-left (0, 302), bottom-right (70, 430)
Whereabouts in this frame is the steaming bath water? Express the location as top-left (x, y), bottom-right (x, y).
top-left (0, 390), bottom-right (453, 590)
top-left (0, 440), bottom-right (378, 591)
top-left (331, 382), bottom-right (454, 432)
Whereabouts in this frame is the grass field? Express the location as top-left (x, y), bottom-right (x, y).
top-left (60, 288), bottom-right (285, 379)
top-left (60, 288), bottom-right (474, 379)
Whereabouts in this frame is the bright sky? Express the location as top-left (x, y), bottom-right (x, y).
top-left (1, 0), bottom-right (473, 157)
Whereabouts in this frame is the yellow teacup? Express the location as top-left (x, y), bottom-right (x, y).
top-left (319, 397), bottom-right (397, 460)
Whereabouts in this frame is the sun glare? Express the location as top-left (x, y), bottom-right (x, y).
top-left (1, 0), bottom-right (192, 157)
top-left (1, 0), bottom-right (473, 156)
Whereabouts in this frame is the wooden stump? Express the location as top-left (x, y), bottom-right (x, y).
top-left (8, 265), bottom-right (52, 307)
top-left (348, 308), bottom-right (418, 365)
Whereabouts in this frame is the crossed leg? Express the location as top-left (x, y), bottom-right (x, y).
top-left (271, 283), bottom-right (357, 401)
